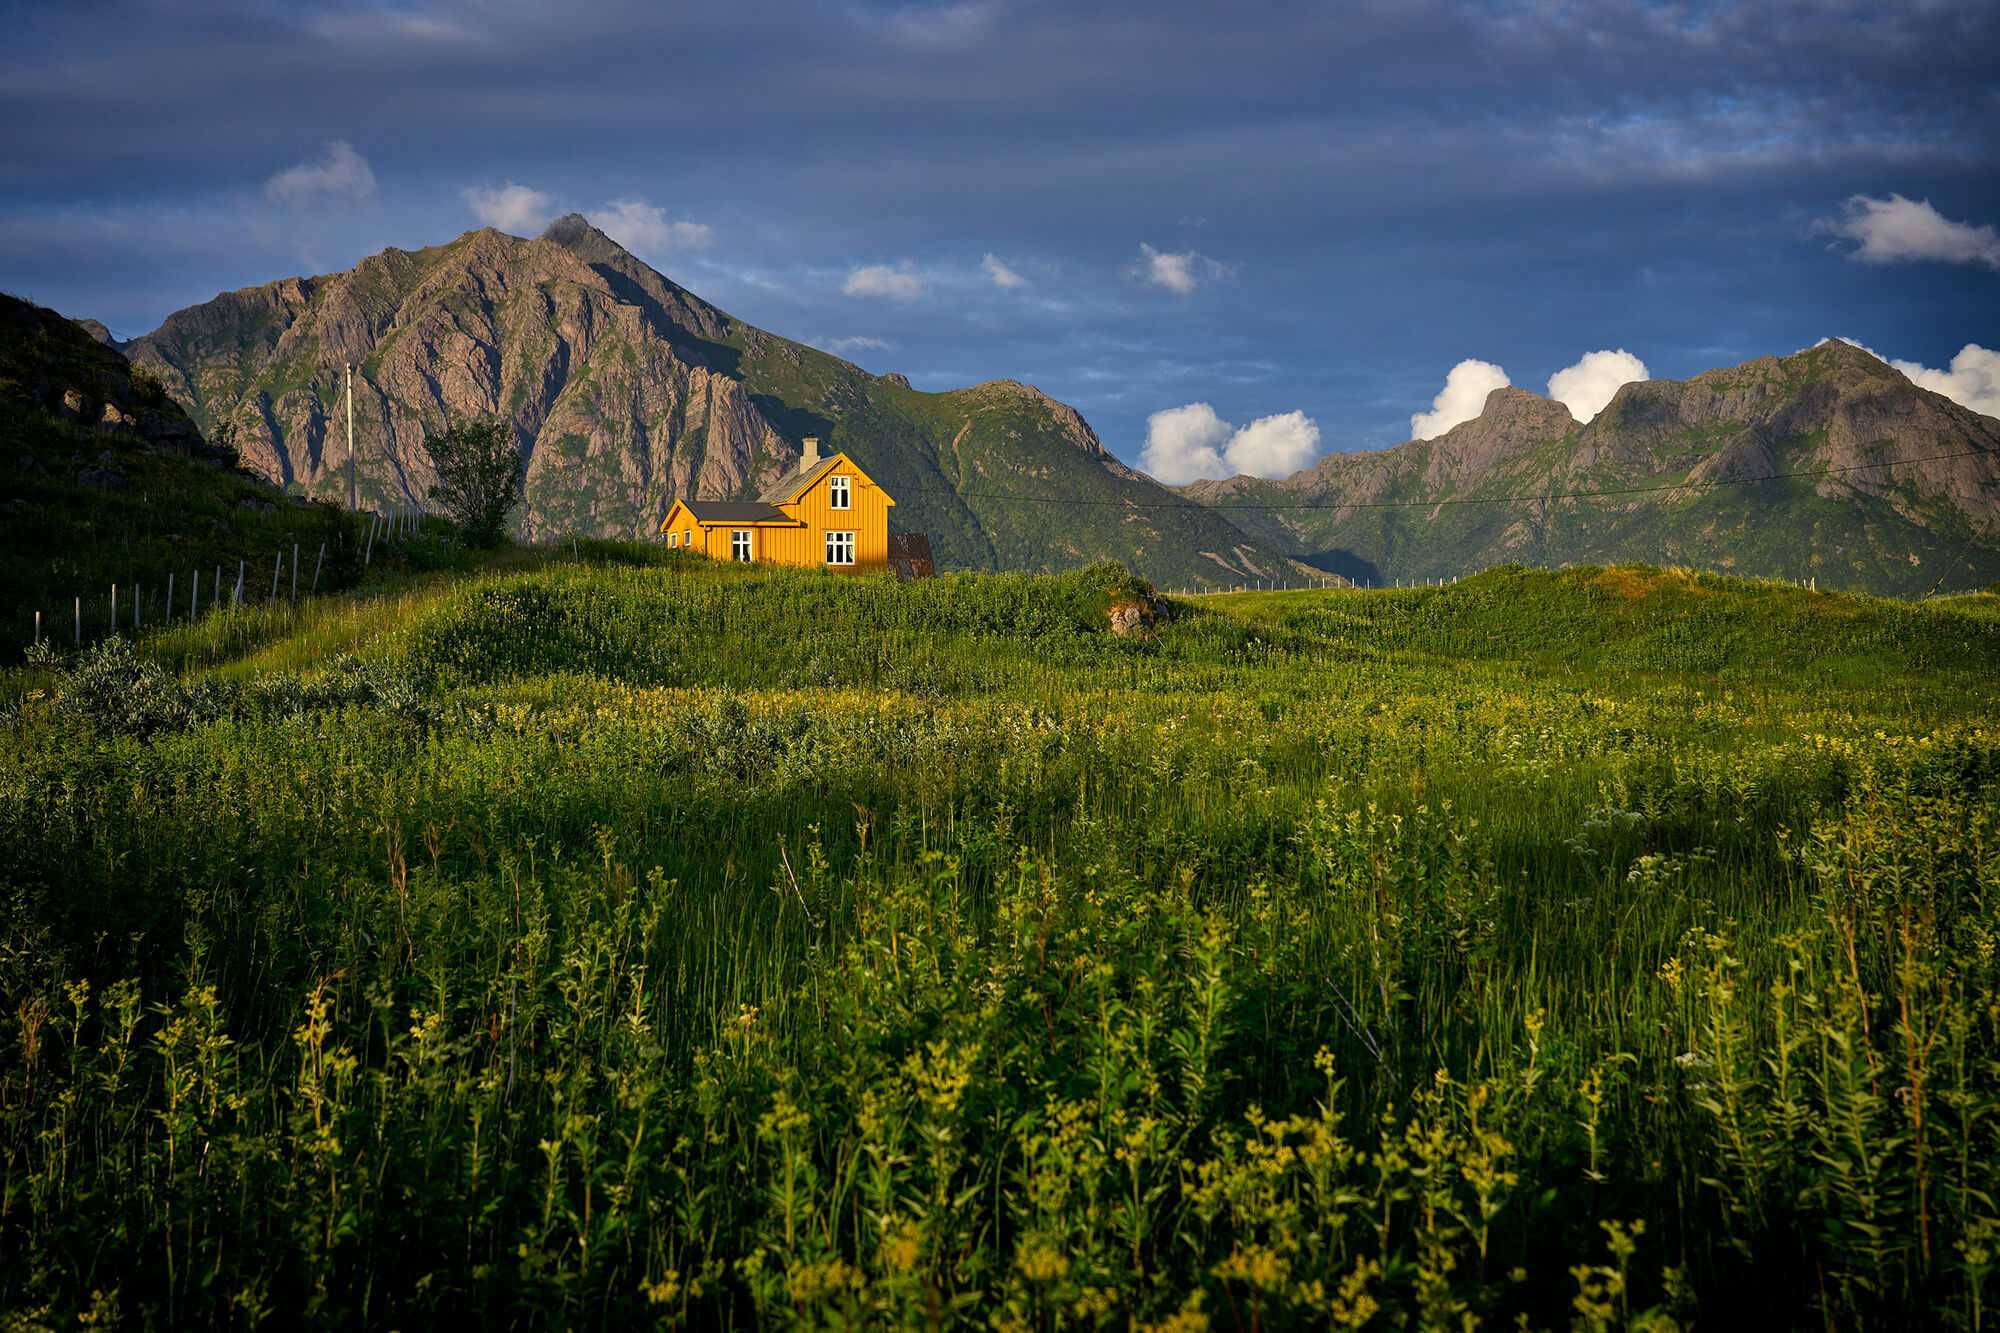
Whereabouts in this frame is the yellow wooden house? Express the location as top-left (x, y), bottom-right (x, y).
top-left (660, 438), bottom-right (896, 573)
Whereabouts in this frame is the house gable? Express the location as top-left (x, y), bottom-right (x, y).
top-left (662, 449), bottom-right (898, 572)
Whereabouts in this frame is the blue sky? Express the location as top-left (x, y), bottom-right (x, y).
top-left (2, 0), bottom-right (1995, 478)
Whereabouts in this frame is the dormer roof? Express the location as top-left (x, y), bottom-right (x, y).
top-left (758, 454), bottom-right (844, 505)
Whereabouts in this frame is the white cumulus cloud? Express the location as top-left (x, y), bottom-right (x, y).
top-left (1141, 403), bottom-right (1322, 485)
top-left (462, 182), bottom-right (556, 235)
top-left (1134, 243), bottom-right (1224, 294)
top-left (266, 140), bottom-right (376, 207)
top-left (1893, 344), bottom-right (2000, 420)
top-left (587, 200), bottom-right (712, 261)
top-left (1547, 348), bottom-right (1649, 423)
top-left (1222, 411), bottom-right (1321, 477)
top-left (1814, 193), bottom-right (2000, 271)
top-left (1411, 359), bottom-right (1510, 440)
top-left (844, 264), bottom-right (927, 300)
top-left (982, 253), bottom-right (1027, 288)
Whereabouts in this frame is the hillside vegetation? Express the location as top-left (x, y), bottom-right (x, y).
top-left (0, 292), bottom-right (364, 644)
top-left (2, 560), bottom-right (1997, 1329)
top-left (1182, 341), bottom-right (2000, 598)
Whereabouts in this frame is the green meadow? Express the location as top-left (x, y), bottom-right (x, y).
top-left (2, 555), bottom-right (1998, 1330)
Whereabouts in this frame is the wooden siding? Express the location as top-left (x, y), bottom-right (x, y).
top-left (660, 456), bottom-right (896, 573)
top-left (769, 467), bottom-right (893, 573)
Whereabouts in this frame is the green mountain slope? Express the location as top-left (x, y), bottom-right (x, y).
top-left (126, 217), bottom-right (1292, 589)
top-left (0, 292), bottom-right (360, 644)
top-left (1181, 342), bottom-right (2000, 597)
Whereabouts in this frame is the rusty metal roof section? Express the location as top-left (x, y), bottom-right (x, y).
top-left (887, 532), bottom-right (936, 582)
top-left (681, 500), bottom-right (797, 524)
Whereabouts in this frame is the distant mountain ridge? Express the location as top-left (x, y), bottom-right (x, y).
top-left (1178, 341), bottom-right (2000, 597)
top-left (127, 217), bottom-right (1298, 588)
top-left (123, 226), bottom-right (2000, 596)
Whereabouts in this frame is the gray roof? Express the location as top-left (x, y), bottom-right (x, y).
top-left (680, 500), bottom-right (795, 524)
top-left (758, 454), bottom-right (843, 505)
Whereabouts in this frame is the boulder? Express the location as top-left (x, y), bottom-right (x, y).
top-left (1108, 595), bottom-right (1176, 637)
top-left (60, 389), bottom-right (87, 418)
top-left (77, 465), bottom-right (130, 493)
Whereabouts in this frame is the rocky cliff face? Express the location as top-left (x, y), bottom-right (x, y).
top-left (1182, 341), bottom-right (2000, 596)
top-left (128, 223), bottom-right (790, 543)
top-left (128, 219), bottom-right (1289, 587)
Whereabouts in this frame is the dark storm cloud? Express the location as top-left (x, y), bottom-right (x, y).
top-left (2, 0), bottom-right (1995, 465)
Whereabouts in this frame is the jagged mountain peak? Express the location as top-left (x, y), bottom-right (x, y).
top-left (1441, 385), bottom-right (1576, 440)
top-left (538, 213), bottom-right (639, 269)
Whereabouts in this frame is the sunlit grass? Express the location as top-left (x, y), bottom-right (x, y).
top-left (0, 560), bottom-right (1995, 1328)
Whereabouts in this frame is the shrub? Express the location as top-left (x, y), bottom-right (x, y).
top-left (425, 419), bottom-right (523, 548)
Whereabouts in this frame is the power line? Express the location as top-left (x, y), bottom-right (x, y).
top-left (889, 443), bottom-right (2000, 511)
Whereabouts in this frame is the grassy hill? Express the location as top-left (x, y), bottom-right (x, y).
top-left (2, 558), bottom-right (1996, 1327)
top-left (0, 292), bottom-right (364, 647)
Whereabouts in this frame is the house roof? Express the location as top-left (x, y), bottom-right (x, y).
top-left (758, 455), bottom-right (843, 505)
top-left (676, 500), bottom-right (798, 525)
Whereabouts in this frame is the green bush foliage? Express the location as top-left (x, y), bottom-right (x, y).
top-left (0, 562), bottom-right (1995, 1328)
top-left (425, 419), bottom-right (524, 548)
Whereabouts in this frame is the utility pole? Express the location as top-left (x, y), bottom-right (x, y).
top-left (346, 362), bottom-right (356, 513)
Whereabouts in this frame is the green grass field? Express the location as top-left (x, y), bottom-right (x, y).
top-left (2, 557), bottom-right (1997, 1329)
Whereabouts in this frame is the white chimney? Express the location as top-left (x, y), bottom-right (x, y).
top-left (799, 436), bottom-right (821, 471)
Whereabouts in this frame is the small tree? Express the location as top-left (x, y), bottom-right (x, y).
top-left (425, 419), bottom-right (523, 547)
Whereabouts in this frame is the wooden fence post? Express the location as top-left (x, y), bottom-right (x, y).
top-left (111, 584), bottom-right (117, 636)
top-left (167, 573), bottom-right (174, 625)
top-left (233, 561), bottom-right (244, 610)
top-left (292, 543), bottom-right (299, 602)
top-left (311, 543), bottom-right (325, 596)
top-left (74, 596), bottom-right (80, 646)
top-left (270, 550), bottom-right (282, 601)
top-left (214, 566), bottom-right (222, 615)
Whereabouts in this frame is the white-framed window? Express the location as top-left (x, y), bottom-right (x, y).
top-left (684, 529), bottom-right (693, 549)
top-left (732, 529), bottom-right (753, 562)
top-left (669, 531), bottom-right (679, 548)
top-left (825, 531), bottom-right (856, 566)
top-left (828, 475), bottom-right (851, 510)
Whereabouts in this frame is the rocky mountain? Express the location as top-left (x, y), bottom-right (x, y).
top-left (1180, 341), bottom-right (2000, 597)
top-left (127, 217), bottom-right (1297, 589)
